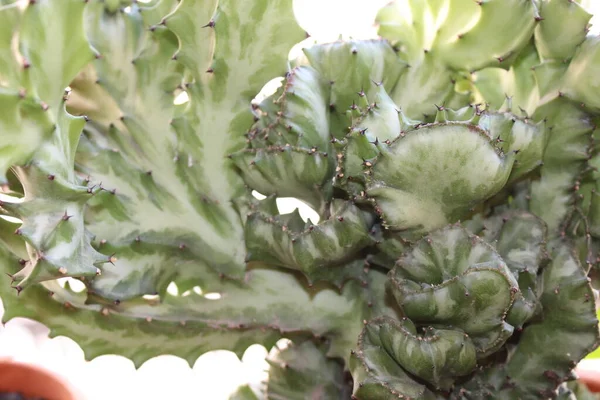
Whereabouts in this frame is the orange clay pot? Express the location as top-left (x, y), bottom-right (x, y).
top-left (578, 366), bottom-right (600, 393)
top-left (0, 359), bottom-right (78, 400)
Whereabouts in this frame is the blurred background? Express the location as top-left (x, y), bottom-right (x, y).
top-left (2, 0), bottom-right (600, 399)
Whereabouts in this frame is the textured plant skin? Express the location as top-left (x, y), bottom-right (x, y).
top-left (1, 0), bottom-right (600, 399)
top-left (265, 340), bottom-right (352, 399)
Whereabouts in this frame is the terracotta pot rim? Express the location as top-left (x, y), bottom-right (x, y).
top-left (576, 365), bottom-right (600, 394)
top-left (0, 359), bottom-right (78, 400)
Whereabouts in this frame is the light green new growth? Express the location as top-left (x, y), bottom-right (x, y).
top-left (0, 0), bottom-right (600, 399)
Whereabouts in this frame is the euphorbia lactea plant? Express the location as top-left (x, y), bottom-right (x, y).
top-left (1, 0), bottom-right (600, 398)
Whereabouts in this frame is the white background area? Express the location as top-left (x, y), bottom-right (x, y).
top-left (2, 0), bottom-right (600, 399)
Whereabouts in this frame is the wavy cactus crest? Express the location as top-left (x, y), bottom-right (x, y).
top-left (1, 0), bottom-right (600, 399)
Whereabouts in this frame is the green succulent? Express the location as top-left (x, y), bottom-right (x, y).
top-left (1, 0), bottom-right (600, 398)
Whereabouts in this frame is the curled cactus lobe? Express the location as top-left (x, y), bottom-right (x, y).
top-left (351, 219), bottom-right (598, 399)
top-left (351, 316), bottom-right (476, 397)
top-left (365, 119), bottom-right (511, 233)
top-left (351, 225), bottom-right (515, 397)
top-left (244, 199), bottom-right (377, 286)
top-left (1, 0), bottom-right (600, 398)
top-left (387, 226), bottom-right (519, 357)
top-left (475, 211), bottom-right (548, 328)
top-left (452, 242), bottom-right (599, 400)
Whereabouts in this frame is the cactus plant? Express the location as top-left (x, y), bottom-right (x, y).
top-left (1, 0), bottom-right (600, 398)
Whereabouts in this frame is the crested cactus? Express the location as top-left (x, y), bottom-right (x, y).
top-left (2, 0), bottom-right (600, 399)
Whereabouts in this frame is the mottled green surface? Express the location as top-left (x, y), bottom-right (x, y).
top-left (1, 0), bottom-right (600, 399)
top-left (266, 341), bottom-right (351, 399)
